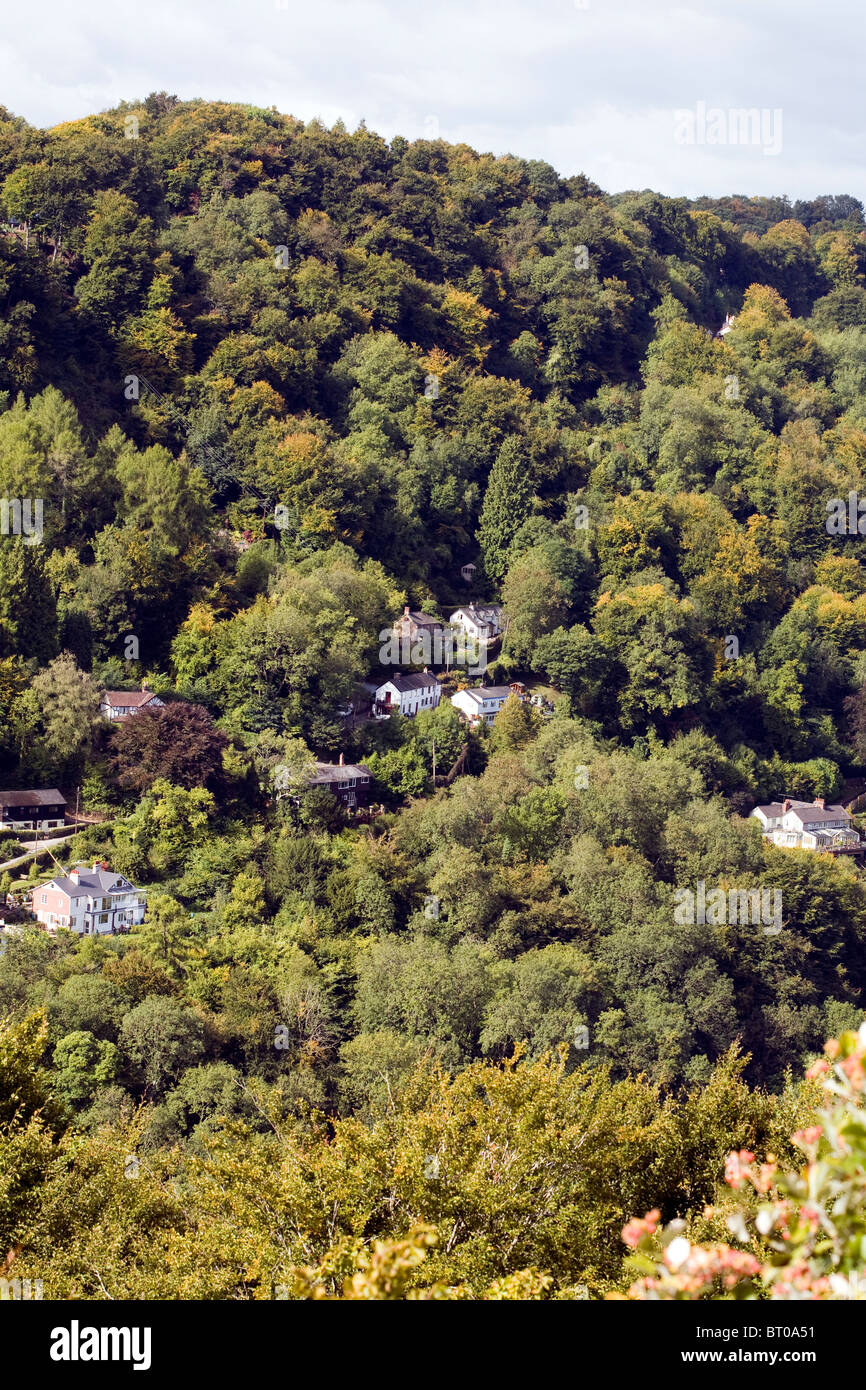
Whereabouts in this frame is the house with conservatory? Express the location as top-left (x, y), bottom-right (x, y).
top-left (750, 797), bottom-right (861, 853)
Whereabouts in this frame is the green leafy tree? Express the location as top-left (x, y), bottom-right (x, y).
top-left (74, 190), bottom-right (154, 322)
top-left (222, 871), bottom-right (268, 933)
top-left (119, 994), bottom-right (204, 1098)
top-left (113, 780), bottom-right (216, 879)
top-left (50, 974), bottom-right (124, 1042)
top-left (16, 651), bottom-right (100, 776)
top-left (489, 693), bottom-right (540, 752)
top-left (52, 1030), bottom-right (119, 1106)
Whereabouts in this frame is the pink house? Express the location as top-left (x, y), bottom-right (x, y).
top-left (32, 863), bottom-right (146, 935)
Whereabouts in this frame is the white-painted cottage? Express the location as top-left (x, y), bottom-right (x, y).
top-left (451, 685), bottom-right (513, 725)
top-left (750, 797), bottom-right (860, 852)
top-left (449, 605), bottom-right (505, 643)
top-left (373, 672), bottom-right (442, 718)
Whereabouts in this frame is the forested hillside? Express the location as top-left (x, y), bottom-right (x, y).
top-left (3, 95), bottom-right (866, 1299)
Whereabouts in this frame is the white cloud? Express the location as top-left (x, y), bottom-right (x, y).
top-left (0, 0), bottom-right (862, 201)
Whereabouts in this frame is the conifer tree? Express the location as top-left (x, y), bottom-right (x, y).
top-left (477, 437), bottom-right (533, 582)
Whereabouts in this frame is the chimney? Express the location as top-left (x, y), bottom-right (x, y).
top-left (403, 605), bottom-right (410, 617)
top-left (339, 753), bottom-right (344, 766)
top-left (815, 797), bottom-right (826, 809)
top-left (70, 868), bottom-right (80, 886)
top-left (782, 799), bottom-right (791, 813)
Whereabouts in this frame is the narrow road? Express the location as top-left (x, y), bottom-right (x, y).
top-left (0, 821), bottom-right (116, 873)
top-left (0, 836), bottom-right (76, 872)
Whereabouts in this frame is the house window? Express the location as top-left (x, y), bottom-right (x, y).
top-left (41, 893), bottom-right (47, 904)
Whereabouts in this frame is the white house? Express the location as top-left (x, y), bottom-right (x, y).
top-left (750, 798), bottom-right (860, 852)
top-left (31, 864), bottom-right (147, 935)
top-left (100, 689), bottom-right (165, 721)
top-left (373, 672), bottom-right (441, 718)
top-left (451, 685), bottom-right (514, 725)
top-left (717, 313), bottom-right (737, 337)
top-left (449, 605), bottom-right (505, 644)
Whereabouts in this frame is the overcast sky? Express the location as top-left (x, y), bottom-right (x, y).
top-left (1, 0), bottom-right (863, 202)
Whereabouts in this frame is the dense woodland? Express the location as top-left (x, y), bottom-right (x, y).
top-left (2, 95), bottom-right (866, 1297)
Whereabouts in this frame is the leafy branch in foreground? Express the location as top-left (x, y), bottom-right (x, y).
top-left (619, 1025), bottom-right (866, 1300)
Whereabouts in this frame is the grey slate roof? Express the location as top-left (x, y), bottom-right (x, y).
top-left (46, 870), bottom-right (135, 899)
top-left (396, 610), bottom-right (442, 628)
top-left (0, 788), bottom-right (66, 808)
top-left (452, 605), bottom-right (504, 625)
top-left (754, 799), bottom-right (850, 823)
top-left (379, 673), bottom-right (439, 692)
top-left (458, 685), bottom-right (513, 703)
top-left (310, 761), bottom-right (371, 785)
top-left (789, 804), bottom-right (850, 824)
